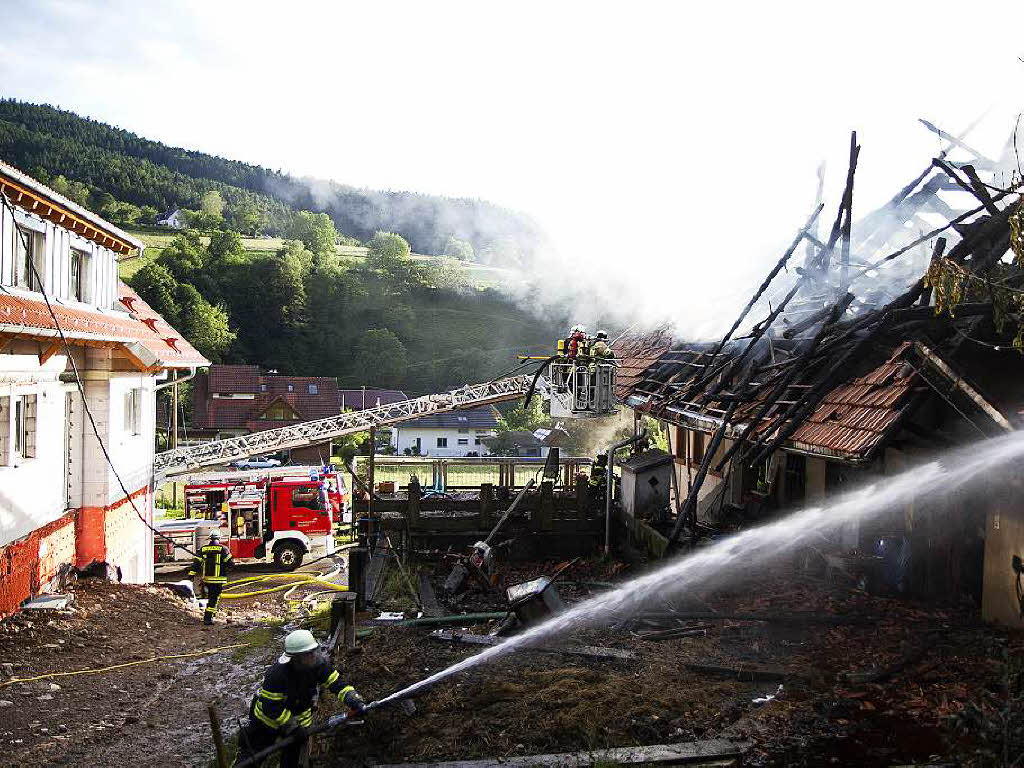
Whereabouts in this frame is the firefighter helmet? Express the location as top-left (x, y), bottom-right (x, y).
top-left (283, 629), bottom-right (319, 657)
top-left (571, 324), bottom-right (586, 334)
top-left (209, 531), bottom-right (221, 541)
top-left (596, 330), bottom-right (608, 339)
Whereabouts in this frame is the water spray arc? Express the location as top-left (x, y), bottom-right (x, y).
top-left (372, 431), bottom-right (1024, 709)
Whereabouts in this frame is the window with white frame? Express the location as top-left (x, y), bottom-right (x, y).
top-left (307, 383), bottom-right (318, 394)
top-left (10, 394), bottom-right (37, 460)
top-left (15, 226), bottom-right (44, 291)
top-left (69, 248), bottom-right (89, 302)
top-left (124, 388), bottom-right (142, 435)
top-left (436, 437), bottom-right (448, 448)
top-left (457, 438), bottom-right (469, 446)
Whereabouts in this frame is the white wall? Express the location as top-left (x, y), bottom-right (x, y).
top-left (391, 427), bottom-right (490, 457)
top-left (0, 353), bottom-right (74, 547)
top-left (0, 204), bottom-right (119, 309)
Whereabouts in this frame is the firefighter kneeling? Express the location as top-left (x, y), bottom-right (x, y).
top-left (234, 629), bottom-right (367, 768)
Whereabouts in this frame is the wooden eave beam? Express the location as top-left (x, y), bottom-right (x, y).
top-left (0, 175), bottom-right (137, 254)
top-left (39, 340), bottom-right (62, 365)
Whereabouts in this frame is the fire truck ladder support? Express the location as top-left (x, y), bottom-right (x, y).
top-left (154, 376), bottom-right (536, 479)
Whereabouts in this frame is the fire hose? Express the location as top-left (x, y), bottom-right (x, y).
top-left (232, 701), bottom-right (401, 768)
top-left (218, 569), bottom-right (348, 600)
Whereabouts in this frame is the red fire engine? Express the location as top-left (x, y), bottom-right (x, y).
top-left (155, 466), bottom-right (348, 570)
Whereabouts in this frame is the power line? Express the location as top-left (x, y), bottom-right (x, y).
top-left (0, 190), bottom-right (195, 556)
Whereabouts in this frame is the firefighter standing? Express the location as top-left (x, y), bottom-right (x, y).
top-left (592, 331), bottom-right (614, 360)
top-left (189, 532), bottom-right (233, 625)
top-left (234, 629), bottom-right (368, 768)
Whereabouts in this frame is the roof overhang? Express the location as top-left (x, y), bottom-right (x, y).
top-left (0, 325), bottom-right (203, 372)
top-left (627, 394), bottom-right (880, 466)
top-left (0, 163), bottom-right (142, 256)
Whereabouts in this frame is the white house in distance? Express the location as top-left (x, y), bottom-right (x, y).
top-left (390, 406), bottom-right (498, 457)
top-left (0, 160), bottom-right (209, 617)
top-left (156, 208), bottom-right (186, 229)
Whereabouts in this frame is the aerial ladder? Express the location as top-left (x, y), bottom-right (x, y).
top-left (154, 354), bottom-right (617, 480)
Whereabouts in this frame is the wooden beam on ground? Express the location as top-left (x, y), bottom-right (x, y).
top-left (374, 740), bottom-right (751, 768)
top-left (418, 571), bottom-right (443, 617)
top-left (430, 630), bottom-right (634, 660)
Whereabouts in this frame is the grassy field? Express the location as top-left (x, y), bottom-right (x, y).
top-left (119, 229), bottom-right (511, 289)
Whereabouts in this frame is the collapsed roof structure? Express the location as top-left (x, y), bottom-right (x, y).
top-left (614, 124), bottom-right (1024, 556)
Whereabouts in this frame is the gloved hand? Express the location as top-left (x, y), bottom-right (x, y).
top-left (343, 689), bottom-right (368, 714)
top-left (283, 721), bottom-right (308, 740)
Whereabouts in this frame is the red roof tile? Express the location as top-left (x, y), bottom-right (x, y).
top-left (0, 283), bottom-right (208, 368)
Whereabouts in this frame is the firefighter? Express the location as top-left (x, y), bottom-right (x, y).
top-left (592, 331), bottom-right (614, 360)
top-left (189, 532), bottom-right (233, 626)
top-left (234, 629), bottom-right (368, 768)
top-left (565, 325), bottom-right (587, 361)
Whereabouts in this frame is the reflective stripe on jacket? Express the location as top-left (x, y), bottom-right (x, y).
top-left (189, 543), bottom-right (233, 584)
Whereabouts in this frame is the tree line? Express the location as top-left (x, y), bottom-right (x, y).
top-left (0, 99), bottom-right (541, 264)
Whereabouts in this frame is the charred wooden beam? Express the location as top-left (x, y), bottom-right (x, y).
top-left (673, 204), bottom-right (825, 399)
top-left (714, 293), bottom-right (854, 472)
top-left (667, 402), bottom-right (737, 548)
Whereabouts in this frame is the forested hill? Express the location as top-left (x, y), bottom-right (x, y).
top-left (0, 99), bottom-right (540, 264)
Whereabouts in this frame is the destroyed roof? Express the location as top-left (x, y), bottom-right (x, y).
top-left (396, 405), bottom-right (499, 430)
top-left (614, 127), bottom-right (1020, 465)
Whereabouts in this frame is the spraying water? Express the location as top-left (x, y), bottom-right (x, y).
top-left (371, 431), bottom-right (1024, 709)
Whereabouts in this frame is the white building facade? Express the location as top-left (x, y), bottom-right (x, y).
top-left (390, 406), bottom-right (498, 457)
top-left (0, 161), bottom-right (208, 616)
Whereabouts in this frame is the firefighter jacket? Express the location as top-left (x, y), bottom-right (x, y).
top-left (189, 542), bottom-right (233, 584)
top-left (592, 340), bottom-right (614, 359)
top-left (251, 658), bottom-right (354, 731)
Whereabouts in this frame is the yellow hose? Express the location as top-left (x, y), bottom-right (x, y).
top-left (0, 644), bottom-right (248, 689)
top-left (219, 570), bottom-right (348, 599)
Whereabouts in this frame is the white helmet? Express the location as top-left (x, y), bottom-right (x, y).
top-left (209, 531), bottom-right (221, 541)
top-left (596, 330), bottom-right (608, 339)
top-left (571, 325), bottom-right (586, 334)
top-left (281, 629), bottom-right (318, 662)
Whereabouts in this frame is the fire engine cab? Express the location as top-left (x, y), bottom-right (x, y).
top-left (155, 466), bottom-right (348, 570)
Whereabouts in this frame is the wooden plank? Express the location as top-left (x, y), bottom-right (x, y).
top-left (375, 739), bottom-right (750, 768)
top-left (418, 571), bottom-right (443, 617)
top-left (365, 551), bottom-right (388, 602)
top-left (430, 630), bottom-right (634, 660)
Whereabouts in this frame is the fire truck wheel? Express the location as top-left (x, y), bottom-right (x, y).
top-left (273, 541), bottom-right (305, 571)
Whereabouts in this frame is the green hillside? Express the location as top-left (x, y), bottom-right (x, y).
top-left (0, 99), bottom-right (541, 263)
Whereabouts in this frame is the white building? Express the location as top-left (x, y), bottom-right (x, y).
top-left (0, 161), bottom-right (209, 617)
top-left (156, 209), bottom-right (186, 229)
top-left (390, 406), bottom-right (497, 457)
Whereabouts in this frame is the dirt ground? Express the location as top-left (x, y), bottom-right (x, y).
top-left (1, 556), bottom-right (1022, 767)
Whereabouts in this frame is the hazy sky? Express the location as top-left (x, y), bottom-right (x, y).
top-left (2, 0), bottom-right (1022, 334)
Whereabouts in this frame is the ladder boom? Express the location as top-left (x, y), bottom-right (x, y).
top-left (154, 376), bottom-right (534, 479)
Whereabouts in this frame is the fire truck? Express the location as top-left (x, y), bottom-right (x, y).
top-left (155, 466), bottom-right (348, 570)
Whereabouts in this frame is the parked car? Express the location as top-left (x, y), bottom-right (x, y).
top-left (229, 455), bottom-right (283, 470)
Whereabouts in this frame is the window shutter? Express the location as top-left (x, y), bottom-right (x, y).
top-left (23, 395), bottom-right (37, 458)
top-left (0, 397), bottom-right (8, 465)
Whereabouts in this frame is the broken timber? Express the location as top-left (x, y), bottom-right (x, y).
top-left (375, 739), bottom-right (751, 768)
top-left (429, 630), bottom-right (634, 660)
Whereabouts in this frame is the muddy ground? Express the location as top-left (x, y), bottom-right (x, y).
top-left (1, 556), bottom-right (1021, 767)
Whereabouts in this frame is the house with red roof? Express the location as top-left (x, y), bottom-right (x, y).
top-left (190, 365), bottom-right (406, 463)
top-left (0, 160), bottom-right (209, 616)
